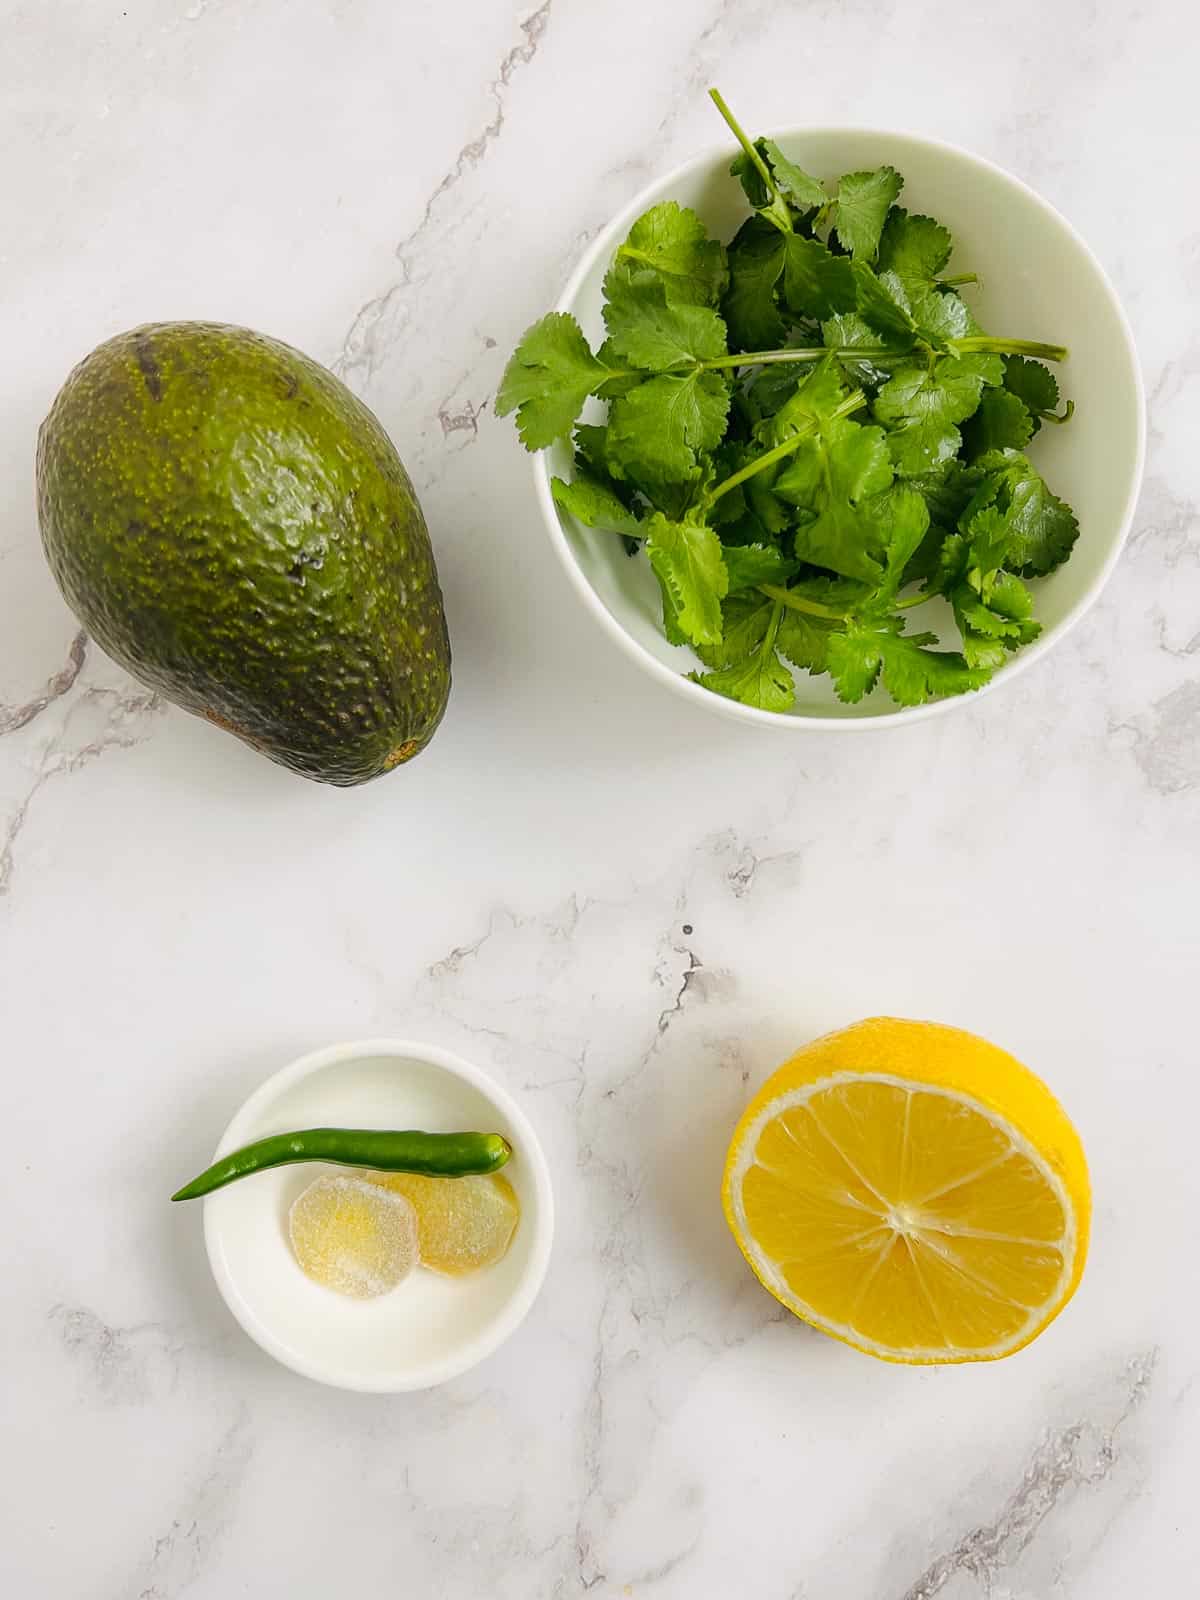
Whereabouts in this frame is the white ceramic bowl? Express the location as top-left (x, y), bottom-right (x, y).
top-left (533, 129), bottom-right (1145, 727)
top-left (202, 1039), bottom-right (553, 1391)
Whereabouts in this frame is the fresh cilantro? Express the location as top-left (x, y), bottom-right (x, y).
top-left (551, 473), bottom-right (644, 537)
top-left (873, 355), bottom-right (1001, 476)
top-left (730, 137), bottom-right (826, 218)
top-left (602, 270), bottom-right (729, 370)
top-left (694, 601), bottom-right (797, 712)
top-left (933, 506), bottom-right (1042, 667)
top-left (575, 422), bottom-right (626, 485)
top-left (500, 89), bottom-right (1080, 714)
top-left (877, 209), bottom-right (953, 295)
top-left (964, 450), bottom-right (1079, 575)
top-left (961, 387), bottom-right (1034, 458)
top-left (830, 167), bottom-right (904, 261)
top-left (722, 543), bottom-right (798, 592)
top-left (848, 264), bottom-right (920, 346)
top-left (643, 512), bottom-right (729, 646)
top-left (1002, 355), bottom-right (1073, 430)
top-left (497, 312), bottom-right (626, 448)
top-left (828, 621), bottom-right (988, 705)
top-left (774, 412), bottom-right (894, 581)
top-left (776, 606), bottom-right (834, 673)
top-left (694, 591), bottom-right (775, 670)
top-left (759, 140), bottom-right (827, 212)
top-left (613, 202), bottom-right (729, 306)
top-left (724, 218), bottom-right (788, 350)
top-left (782, 235), bottom-right (857, 320)
top-left (607, 370), bottom-right (731, 486)
top-left (761, 360), bottom-right (850, 443)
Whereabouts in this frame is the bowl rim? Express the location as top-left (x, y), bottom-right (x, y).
top-left (202, 1036), bottom-right (555, 1392)
top-left (531, 125), bottom-right (1147, 731)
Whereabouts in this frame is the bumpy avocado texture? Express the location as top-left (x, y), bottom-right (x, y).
top-left (37, 322), bottom-right (450, 785)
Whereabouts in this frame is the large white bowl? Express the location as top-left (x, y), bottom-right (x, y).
top-left (202, 1039), bottom-right (554, 1392)
top-left (533, 129), bottom-right (1145, 727)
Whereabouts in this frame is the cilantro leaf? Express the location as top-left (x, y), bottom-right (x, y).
top-left (876, 209), bottom-right (953, 295)
top-left (850, 263), bottom-right (920, 345)
top-left (731, 138), bottom-right (826, 219)
top-left (551, 473), bottom-right (644, 537)
top-left (746, 471), bottom-right (794, 538)
top-left (723, 543), bottom-right (798, 593)
top-left (912, 459), bottom-right (987, 535)
top-left (696, 647), bottom-right (796, 712)
top-left (961, 387), bottom-right (1034, 459)
top-left (823, 306), bottom-right (909, 387)
top-left (776, 607), bottom-right (834, 673)
top-left (937, 507), bottom-right (1041, 666)
top-left (759, 140), bottom-right (827, 212)
top-left (497, 313), bottom-right (623, 449)
top-left (693, 596), bottom-right (795, 711)
top-left (875, 485), bottom-right (932, 599)
top-left (907, 284), bottom-right (976, 347)
top-left (965, 451), bottom-right (1079, 576)
top-left (723, 218), bottom-right (787, 350)
top-left (614, 202), bottom-right (728, 306)
top-left (775, 416), bottom-right (894, 581)
top-left (782, 235), bottom-right (857, 320)
top-left (873, 356), bottom-right (999, 476)
top-left (875, 633), bottom-right (991, 705)
top-left (656, 572), bottom-right (688, 646)
top-left (1001, 355), bottom-right (1068, 432)
top-left (607, 370), bottom-right (731, 486)
top-left (643, 512), bottom-right (729, 646)
top-left (602, 270), bottom-right (728, 370)
top-left (831, 167), bottom-right (904, 261)
top-left (825, 625), bottom-right (886, 701)
top-left (762, 360), bottom-right (849, 444)
top-left (900, 460), bottom-right (986, 583)
top-left (575, 423), bottom-right (625, 484)
top-left (827, 621), bottom-right (988, 704)
top-left (694, 591), bottom-right (774, 669)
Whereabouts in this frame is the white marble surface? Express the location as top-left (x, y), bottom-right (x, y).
top-left (2, 2), bottom-right (1197, 1594)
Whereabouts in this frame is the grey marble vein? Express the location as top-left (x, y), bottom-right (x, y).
top-left (0, 629), bottom-right (87, 736)
top-left (438, 395), bottom-right (488, 439)
top-left (334, 0), bottom-right (554, 383)
top-left (50, 1304), bottom-right (184, 1405)
top-left (1128, 475), bottom-right (1200, 570)
top-left (0, 684), bottom-right (162, 895)
top-left (1120, 680), bottom-right (1200, 795)
top-left (896, 1350), bottom-right (1157, 1599)
top-left (128, 1410), bottom-right (252, 1600)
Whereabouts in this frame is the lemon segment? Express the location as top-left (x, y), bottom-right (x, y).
top-left (723, 1018), bottom-right (1090, 1363)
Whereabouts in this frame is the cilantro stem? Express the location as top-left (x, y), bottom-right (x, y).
top-left (707, 87), bottom-right (793, 235)
top-left (762, 598), bottom-right (784, 655)
top-left (1037, 398), bottom-right (1076, 425)
top-left (758, 584), bottom-right (846, 621)
top-left (702, 346), bottom-right (897, 371)
top-left (707, 88), bottom-right (776, 196)
top-left (938, 273), bottom-right (978, 288)
top-left (951, 336), bottom-right (1068, 362)
top-left (704, 390), bottom-right (867, 507)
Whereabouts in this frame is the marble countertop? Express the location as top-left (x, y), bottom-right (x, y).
top-left (3, 2), bottom-right (1197, 1594)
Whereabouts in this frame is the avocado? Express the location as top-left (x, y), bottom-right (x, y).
top-left (37, 322), bottom-right (450, 785)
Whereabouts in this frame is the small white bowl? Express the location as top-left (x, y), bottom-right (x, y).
top-left (201, 1039), bottom-right (553, 1391)
top-left (533, 128), bottom-right (1145, 727)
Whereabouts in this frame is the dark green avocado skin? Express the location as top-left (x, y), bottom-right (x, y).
top-left (37, 322), bottom-right (450, 785)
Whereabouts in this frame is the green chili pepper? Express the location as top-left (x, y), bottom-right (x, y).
top-left (171, 1128), bottom-right (512, 1201)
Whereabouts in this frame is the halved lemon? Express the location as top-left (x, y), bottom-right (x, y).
top-left (723, 1018), bottom-right (1090, 1363)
